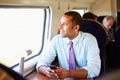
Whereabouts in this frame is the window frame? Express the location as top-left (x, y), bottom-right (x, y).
top-left (0, 5), bottom-right (51, 76)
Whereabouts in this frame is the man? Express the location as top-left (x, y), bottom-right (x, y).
top-left (102, 16), bottom-right (115, 70)
top-left (82, 12), bottom-right (98, 21)
top-left (102, 16), bottom-right (115, 41)
top-left (36, 11), bottom-right (101, 79)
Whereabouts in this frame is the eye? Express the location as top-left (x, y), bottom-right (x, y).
top-left (63, 22), bottom-right (67, 26)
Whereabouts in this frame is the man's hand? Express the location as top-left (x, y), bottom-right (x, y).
top-left (38, 66), bottom-right (58, 79)
top-left (55, 67), bottom-right (69, 79)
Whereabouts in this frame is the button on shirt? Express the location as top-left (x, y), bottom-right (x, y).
top-left (36, 31), bottom-right (101, 78)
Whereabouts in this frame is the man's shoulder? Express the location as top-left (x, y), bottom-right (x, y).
top-left (80, 31), bottom-right (95, 38)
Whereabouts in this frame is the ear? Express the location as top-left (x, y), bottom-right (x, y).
top-left (74, 25), bottom-right (80, 31)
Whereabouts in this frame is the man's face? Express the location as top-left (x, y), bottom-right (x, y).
top-left (103, 20), bottom-right (114, 30)
top-left (59, 15), bottom-right (76, 39)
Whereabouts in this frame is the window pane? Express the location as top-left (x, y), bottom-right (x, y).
top-left (0, 8), bottom-right (45, 67)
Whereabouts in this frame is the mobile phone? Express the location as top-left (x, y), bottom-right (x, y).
top-left (50, 65), bottom-right (57, 69)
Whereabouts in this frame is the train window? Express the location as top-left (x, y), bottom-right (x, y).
top-left (0, 6), bottom-right (50, 70)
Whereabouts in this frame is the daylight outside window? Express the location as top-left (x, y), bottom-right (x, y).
top-left (0, 7), bottom-right (47, 67)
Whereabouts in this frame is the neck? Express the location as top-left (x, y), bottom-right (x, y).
top-left (69, 32), bottom-right (79, 40)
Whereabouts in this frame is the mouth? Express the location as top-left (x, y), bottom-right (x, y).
top-left (60, 30), bottom-right (64, 34)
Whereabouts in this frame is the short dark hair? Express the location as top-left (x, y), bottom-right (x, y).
top-left (64, 11), bottom-right (82, 27)
top-left (82, 12), bottom-right (97, 20)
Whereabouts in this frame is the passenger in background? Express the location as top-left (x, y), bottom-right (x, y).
top-left (82, 12), bottom-right (107, 32)
top-left (36, 11), bottom-right (101, 79)
top-left (82, 12), bottom-right (98, 21)
top-left (102, 16), bottom-right (116, 70)
top-left (102, 16), bottom-right (115, 42)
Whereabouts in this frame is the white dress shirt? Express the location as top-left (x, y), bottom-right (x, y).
top-left (36, 31), bottom-right (101, 78)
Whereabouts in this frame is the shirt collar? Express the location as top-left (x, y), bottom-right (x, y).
top-left (66, 31), bottom-right (82, 45)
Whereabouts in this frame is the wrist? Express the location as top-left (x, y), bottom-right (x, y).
top-left (66, 70), bottom-right (71, 78)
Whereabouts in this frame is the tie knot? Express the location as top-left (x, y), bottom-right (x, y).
top-left (69, 41), bottom-right (73, 45)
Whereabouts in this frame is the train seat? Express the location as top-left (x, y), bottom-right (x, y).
top-left (80, 19), bottom-right (107, 77)
top-left (115, 28), bottom-right (120, 68)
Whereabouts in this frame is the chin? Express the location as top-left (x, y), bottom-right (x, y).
top-left (60, 34), bottom-right (66, 38)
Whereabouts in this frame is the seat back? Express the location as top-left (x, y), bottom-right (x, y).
top-left (115, 28), bottom-right (120, 68)
top-left (80, 19), bottom-right (107, 76)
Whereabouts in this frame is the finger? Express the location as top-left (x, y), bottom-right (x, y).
top-left (47, 70), bottom-right (59, 79)
top-left (45, 70), bottom-right (55, 78)
top-left (46, 71), bottom-right (50, 77)
top-left (49, 69), bottom-right (55, 73)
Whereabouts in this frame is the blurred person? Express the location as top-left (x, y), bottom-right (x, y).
top-left (82, 12), bottom-right (98, 21)
top-left (102, 16), bottom-right (116, 71)
top-left (102, 16), bottom-right (115, 42)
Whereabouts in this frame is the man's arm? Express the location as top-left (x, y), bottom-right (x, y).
top-left (67, 69), bottom-right (88, 78)
top-left (55, 67), bottom-right (88, 79)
